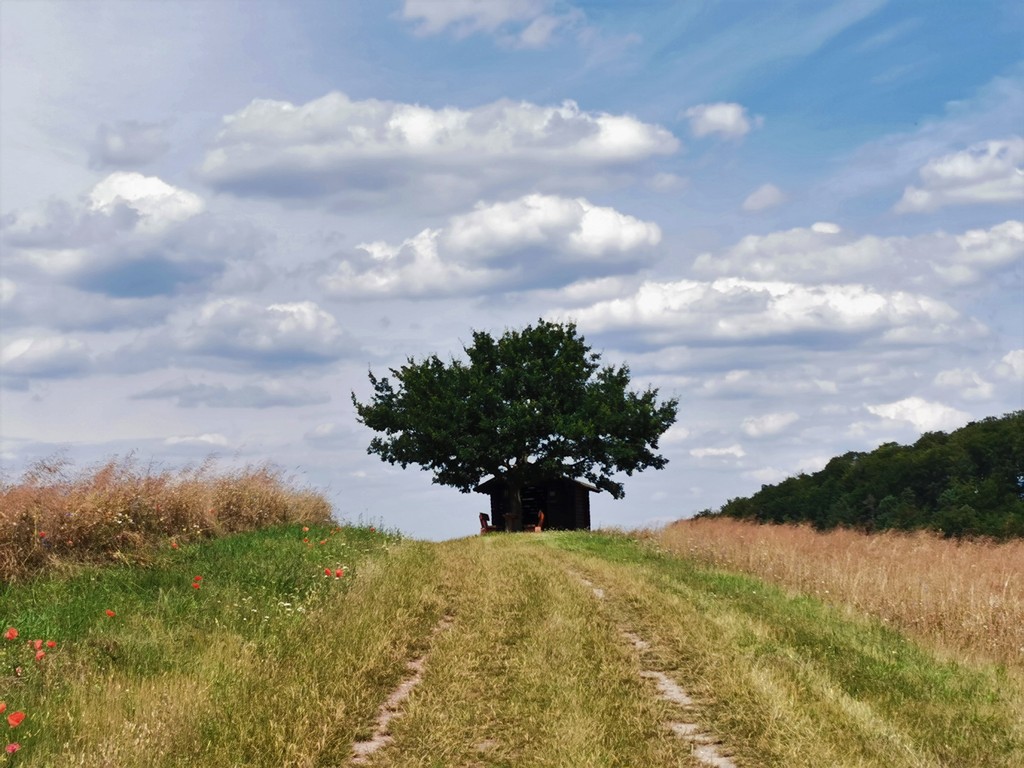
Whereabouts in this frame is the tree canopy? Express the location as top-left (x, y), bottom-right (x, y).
top-left (701, 411), bottom-right (1024, 539)
top-left (352, 320), bottom-right (678, 530)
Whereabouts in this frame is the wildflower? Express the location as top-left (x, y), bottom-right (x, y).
top-left (303, 538), bottom-right (309, 543)
top-left (105, 609), bottom-right (116, 618)
top-left (193, 575), bottom-right (202, 582)
top-left (319, 539), bottom-right (327, 545)
top-left (335, 568), bottom-right (344, 578)
top-left (32, 639), bottom-right (42, 651)
top-left (171, 541), bottom-right (179, 550)
top-left (3, 628), bottom-right (17, 641)
top-left (38, 531), bottom-right (46, 538)
top-left (0, 703), bottom-right (5, 715)
top-left (46, 640), bottom-right (56, 648)
top-left (34, 650), bottom-right (45, 662)
top-left (5, 743), bottom-right (20, 755)
top-left (324, 568), bottom-right (331, 576)
top-left (7, 712), bottom-right (24, 728)
top-left (302, 526), bottom-right (309, 532)
top-left (192, 583), bottom-right (201, 590)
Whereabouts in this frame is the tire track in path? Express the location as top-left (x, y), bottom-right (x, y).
top-left (577, 574), bottom-right (739, 768)
top-left (349, 614), bottom-right (454, 765)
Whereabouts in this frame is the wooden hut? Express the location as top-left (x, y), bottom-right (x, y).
top-left (475, 476), bottom-right (598, 531)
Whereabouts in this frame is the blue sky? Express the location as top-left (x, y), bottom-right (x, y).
top-left (2, 0), bottom-right (1022, 539)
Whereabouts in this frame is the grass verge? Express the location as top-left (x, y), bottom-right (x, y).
top-left (544, 530), bottom-right (1024, 768)
top-left (1, 523), bottom-right (444, 767)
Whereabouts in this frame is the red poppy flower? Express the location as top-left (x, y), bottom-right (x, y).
top-left (303, 537), bottom-right (309, 543)
top-left (46, 640), bottom-right (56, 648)
top-left (7, 711), bottom-right (24, 728)
top-left (335, 568), bottom-right (344, 578)
top-left (0, 703), bottom-right (6, 715)
top-left (3, 628), bottom-right (17, 641)
top-left (38, 531), bottom-right (46, 538)
top-left (302, 526), bottom-right (309, 532)
top-left (34, 650), bottom-right (45, 662)
top-left (192, 583), bottom-right (200, 590)
top-left (32, 639), bottom-right (42, 651)
top-left (171, 541), bottom-right (179, 550)
top-left (105, 609), bottom-right (116, 617)
top-left (324, 567), bottom-right (331, 576)
top-left (193, 575), bottom-right (202, 582)
top-left (5, 743), bottom-right (20, 755)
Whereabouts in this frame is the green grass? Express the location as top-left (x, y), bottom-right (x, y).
top-left (3, 527), bottom-right (1021, 766)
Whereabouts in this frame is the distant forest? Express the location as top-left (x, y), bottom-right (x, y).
top-left (700, 411), bottom-right (1024, 538)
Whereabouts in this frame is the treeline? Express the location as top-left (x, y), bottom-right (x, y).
top-left (702, 411), bottom-right (1024, 538)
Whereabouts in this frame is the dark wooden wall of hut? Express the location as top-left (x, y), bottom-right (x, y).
top-left (479, 477), bottom-right (592, 531)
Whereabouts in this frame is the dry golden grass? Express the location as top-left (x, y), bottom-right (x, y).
top-left (654, 517), bottom-right (1024, 670)
top-left (0, 455), bottom-right (332, 582)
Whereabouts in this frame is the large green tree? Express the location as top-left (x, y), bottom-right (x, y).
top-left (352, 320), bottom-right (679, 531)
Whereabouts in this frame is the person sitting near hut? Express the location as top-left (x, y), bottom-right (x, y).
top-left (533, 509), bottom-right (545, 532)
top-left (479, 512), bottom-right (499, 534)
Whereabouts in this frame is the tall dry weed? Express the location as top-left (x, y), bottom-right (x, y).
top-left (655, 517), bottom-right (1024, 670)
top-left (0, 455), bottom-right (332, 582)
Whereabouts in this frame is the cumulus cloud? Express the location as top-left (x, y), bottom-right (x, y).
top-left (682, 102), bottom-right (763, 139)
top-left (88, 172), bottom-right (203, 233)
top-left (995, 349), bottom-right (1024, 380)
top-left (742, 183), bottom-right (785, 212)
top-left (0, 278), bottom-right (15, 304)
top-left (198, 92), bottom-right (678, 205)
top-left (173, 298), bottom-right (352, 367)
top-left (164, 433), bottom-right (229, 447)
top-left (89, 120), bottom-right (171, 168)
top-left (400, 0), bottom-right (584, 48)
top-left (932, 368), bottom-right (993, 401)
top-left (2, 173), bottom-right (263, 303)
top-left (132, 378), bottom-right (331, 408)
top-left (866, 396), bottom-right (969, 433)
top-left (741, 411), bottom-right (799, 437)
top-left (690, 444), bottom-right (746, 459)
top-left (894, 137), bottom-right (1024, 213)
top-left (322, 193), bottom-right (660, 298)
top-left (693, 220), bottom-right (1023, 286)
top-left (561, 278), bottom-right (975, 347)
top-left (0, 335), bottom-right (92, 378)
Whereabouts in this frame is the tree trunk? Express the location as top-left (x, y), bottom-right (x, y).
top-left (504, 480), bottom-right (524, 532)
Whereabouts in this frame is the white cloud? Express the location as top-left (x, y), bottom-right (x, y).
top-left (323, 194), bottom-right (660, 298)
top-left (132, 378), bottom-right (330, 409)
top-left (89, 120), bottom-right (171, 168)
top-left (164, 433), bottom-right (229, 446)
top-left (174, 298), bottom-right (350, 366)
top-left (693, 220), bottom-right (1023, 285)
top-left (198, 92), bottom-right (678, 203)
top-left (88, 172), bottom-right (204, 233)
top-left (742, 411), bottom-right (799, 437)
top-left (400, 0), bottom-right (588, 49)
top-left (995, 349), bottom-right (1024, 380)
top-left (563, 278), bottom-right (973, 346)
top-left (443, 193), bottom-right (660, 257)
top-left (894, 137), bottom-right (1024, 212)
top-left (682, 102), bottom-right (763, 139)
top-left (742, 182), bottom-right (785, 211)
top-left (690, 444), bottom-right (746, 459)
top-left (648, 172), bottom-right (686, 191)
top-left (933, 368), bottom-right (993, 401)
top-left (0, 335), bottom-right (92, 378)
top-left (866, 396), bottom-right (970, 432)
top-left (0, 278), bottom-right (15, 304)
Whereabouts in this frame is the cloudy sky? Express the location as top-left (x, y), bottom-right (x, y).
top-left (2, 0), bottom-right (1022, 540)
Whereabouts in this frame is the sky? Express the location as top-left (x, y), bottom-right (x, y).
top-left (1, 0), bottom-right (1022, 540)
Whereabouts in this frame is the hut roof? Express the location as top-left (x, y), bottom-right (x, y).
top-left (473, 476), bottom-right (601, 494)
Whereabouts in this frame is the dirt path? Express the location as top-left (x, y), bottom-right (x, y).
top-left (578, 574), bottom-right (739, 768)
